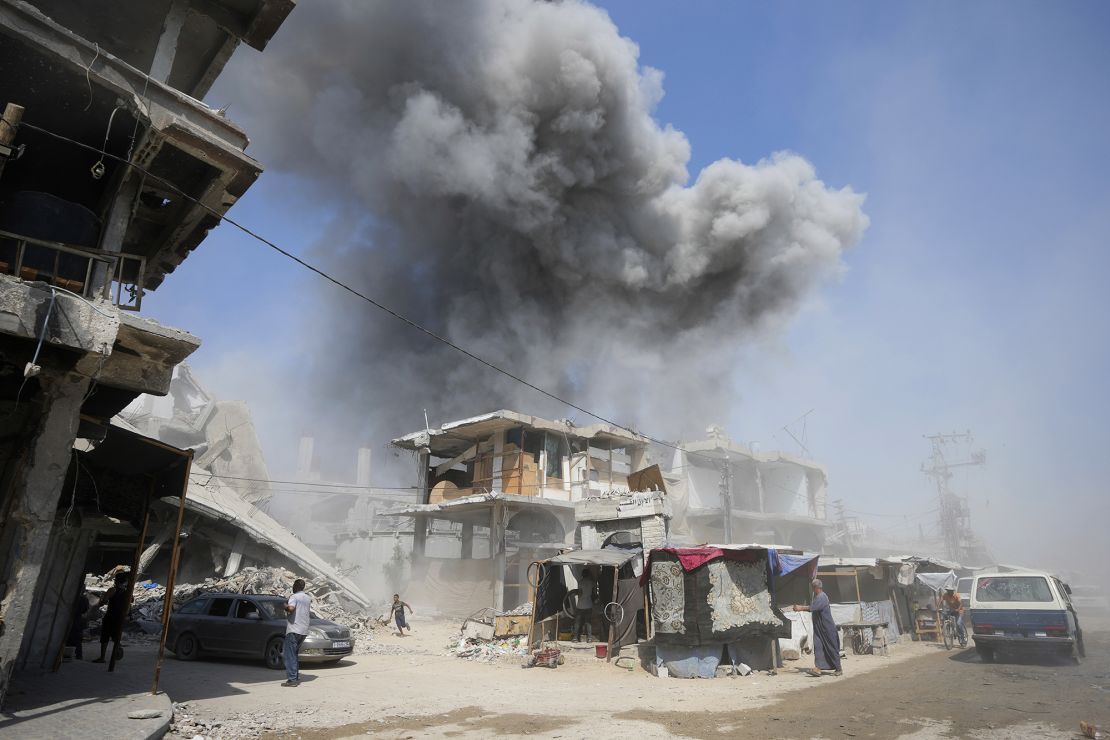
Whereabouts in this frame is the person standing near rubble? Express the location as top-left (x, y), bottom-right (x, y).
top-left (573, 567), bottom-right (598, 643)
top-left (282, 578), bottom-right (311, 687)
top-left (792, 578), bottom-right (842, 677)
top-left (93, 571), bottom-right (129, 664)
top-left (67, 583), bottom-right (90, 660)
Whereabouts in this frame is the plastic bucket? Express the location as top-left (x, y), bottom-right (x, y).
top-left (595, 643), bottom-right (607, 659)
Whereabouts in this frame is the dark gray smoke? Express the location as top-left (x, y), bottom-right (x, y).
top-left (218, 0), bottom-right (868, 475)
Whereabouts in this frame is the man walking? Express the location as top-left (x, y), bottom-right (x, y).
top-left (282, 578), bottom-right (311, 687)
top-left (793, 578), bottom-right (842, 676)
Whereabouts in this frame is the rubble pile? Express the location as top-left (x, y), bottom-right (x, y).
top-left (84, 566), bottom-right (378, 650)
top-left (446, 633), bottom-right (528, 663)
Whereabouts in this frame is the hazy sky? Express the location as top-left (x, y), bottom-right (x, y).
top-left (143, 1), bottom-right (1110, 575)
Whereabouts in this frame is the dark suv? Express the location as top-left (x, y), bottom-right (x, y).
top-left (167, 593), bottom-right (354, 669)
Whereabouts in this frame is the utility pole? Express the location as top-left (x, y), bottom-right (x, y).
top-left (719, 453), bottom-right (733, 544)
top-left (922, 431), bottom-right (986, 563)
top-left (834, 499), bottom-right (854, 556)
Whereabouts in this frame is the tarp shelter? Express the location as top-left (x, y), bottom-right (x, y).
top-left (916, 571), bottom-right (958, 593)
top-left (806, 557), bottom-right (907, 647)
top-left (531, 547), bottom-right (643, 660)
top-left (643, 546), bottom-right (791, 678)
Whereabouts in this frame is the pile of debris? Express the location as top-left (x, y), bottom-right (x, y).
top-left (447, 633), bottom-right (528, 663)
top-left (85, 566), bottom-right (378, 651)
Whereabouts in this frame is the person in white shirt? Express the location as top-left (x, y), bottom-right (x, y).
top-left (282, 578), bottom-right (311, 687)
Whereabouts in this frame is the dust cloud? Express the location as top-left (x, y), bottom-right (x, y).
top-left (213, 0), bottom-right (866, 480)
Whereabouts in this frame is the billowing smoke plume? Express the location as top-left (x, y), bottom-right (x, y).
top-left (219, 0), bottom-right (867, 474)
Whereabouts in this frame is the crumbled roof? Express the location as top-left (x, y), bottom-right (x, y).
top-left (392, 409), bottom-right (649, 458)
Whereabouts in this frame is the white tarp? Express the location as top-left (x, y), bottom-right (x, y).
top-left (915, 570), bottom-right (958, 593)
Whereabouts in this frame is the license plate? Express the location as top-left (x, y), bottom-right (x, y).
top-left (1034, 631), bottom-right (1047, 638)
top-left (332, 640), bottom-right (350, 649)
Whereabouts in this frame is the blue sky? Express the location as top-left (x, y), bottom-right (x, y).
top-left (143, 1), bottom-right (1110, 573)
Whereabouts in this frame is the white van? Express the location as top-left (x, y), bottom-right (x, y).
top-left (969, 570), bottom-right (1085, 663)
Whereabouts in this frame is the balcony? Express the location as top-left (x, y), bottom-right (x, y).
top-left (0, 229), bottom-right (146, 310)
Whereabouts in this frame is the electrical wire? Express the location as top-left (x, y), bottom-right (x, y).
top-left (13, 119), bottom-right (720, 464)
top-left (82, 43), bottom-right (101, 112)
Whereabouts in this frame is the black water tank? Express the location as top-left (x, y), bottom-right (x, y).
top-left (0, 191), bottom-right (101, 247)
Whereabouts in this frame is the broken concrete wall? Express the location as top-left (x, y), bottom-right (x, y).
top-left (0, 369), bottom-right (89, 706)
top-left (14, 514), bottom-right (93, 671)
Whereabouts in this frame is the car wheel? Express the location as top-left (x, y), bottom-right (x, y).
top-left (976, 645), bottom-right (994, 663)
top-left (265, 637), bottom-right (285, 670)
top-left (175, 632), bottom-right (199, 661)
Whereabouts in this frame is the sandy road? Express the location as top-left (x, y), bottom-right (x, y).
top-left (159, 617), bottom-right (1108, 739)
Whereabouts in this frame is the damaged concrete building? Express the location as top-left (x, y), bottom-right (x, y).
top-left (0, 0), bottom-right (295, 706)
top-left (116, 366), bottom-right (368, 606)
top-left (669, 426), bottom-right (830, 552)
top-left (391, 410), bottom-right (654, 614)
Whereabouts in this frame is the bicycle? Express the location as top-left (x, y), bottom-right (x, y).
top-left (941, 611), bottom-right (967, 650)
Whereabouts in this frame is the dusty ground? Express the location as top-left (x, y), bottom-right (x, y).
top-left (155, 615), bottom-right (1109, 739)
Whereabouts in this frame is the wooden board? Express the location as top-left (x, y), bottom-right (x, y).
top-left (494, 614), bottom-right (531, 637)
top-left (627, 464), bottom-right (666, 494)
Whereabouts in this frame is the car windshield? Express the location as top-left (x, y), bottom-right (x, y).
top-left (976, 576), bottom-right (1054, 602)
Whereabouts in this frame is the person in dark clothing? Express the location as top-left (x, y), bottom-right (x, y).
top-left (573, 568), bottom-right (597, 642)
top-left (793, 578), bottom-right (842, 676)
top-left (391, 594), bottom-right (413, 636)
top-left (94, 571), bottom-right (129, 664)
top-left (67, 584), bottom-right (90, 660)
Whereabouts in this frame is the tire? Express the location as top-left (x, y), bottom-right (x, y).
top-left (942, 622), bottom-right (953, 650)
top-left (175, 632), bottom-right (199, 661)
top-left (976, 645), bottom-right (994, 663)
top-left (264, 636), bottom-right (285, 670)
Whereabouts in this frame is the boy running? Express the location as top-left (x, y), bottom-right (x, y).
top-left (391, 594), bottom-right (412, 636)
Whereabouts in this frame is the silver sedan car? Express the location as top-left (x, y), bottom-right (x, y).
top-left (167, 593), bottom-right (354, 669)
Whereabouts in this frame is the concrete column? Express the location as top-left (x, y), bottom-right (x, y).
top-left (460, 523), bottom-right (474, 560)
top-left (629, 445), bottom-right (647, 474)
top-left (491, 503), bottom-right (506, 612)
top-left (16, 519), bottom-right (93, 670)
top-left (416, 447), bottom-right (430, 504)
top-left (91, 176), bottom-right (142, 296)
top-left (0, 371), bottom-right (91, 707)
top-left (411, 515), bottom-right (427, 563)
top-left (356, 447), bottom-right (372, 487)
top-left (150, 0), bottom-right (188, 83)
top-left (754, 464), bottom-right (766, 514)
top-left (223, 530), bottom-right (249, 576)
top-left (137, 519), bottom-right (175, 576)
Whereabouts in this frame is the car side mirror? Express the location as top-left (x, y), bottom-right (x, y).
top-left (1064, 584), bottom-right (1072, 595)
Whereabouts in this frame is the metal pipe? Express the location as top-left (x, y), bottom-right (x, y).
top-left (151, 449), bottom-right (192, 695)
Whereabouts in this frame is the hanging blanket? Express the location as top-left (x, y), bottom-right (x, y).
top-left (649, 550), bottom-right (789, 645)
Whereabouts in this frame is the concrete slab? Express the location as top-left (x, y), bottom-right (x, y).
top-left (0, 646), bottom-right (172, 740)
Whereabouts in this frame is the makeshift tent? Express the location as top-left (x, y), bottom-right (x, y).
top-left (530, 547), bottom-right (644, 658)
top-left (643, 546), bottom-right (791, 677)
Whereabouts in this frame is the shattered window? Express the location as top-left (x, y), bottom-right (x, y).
top-left (545, 433), bottom-right (569, 478)
top-left (975, 576), bottom-right (1053, 602)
